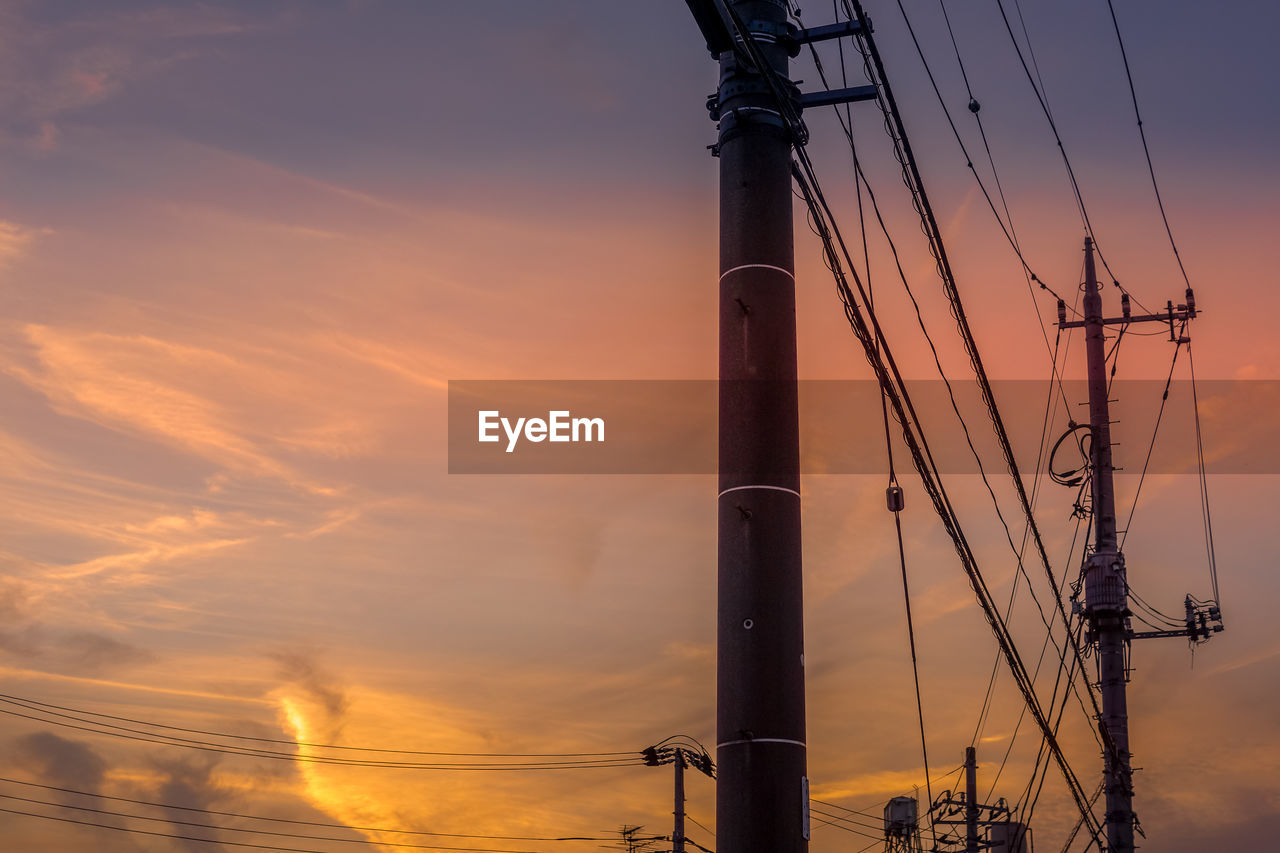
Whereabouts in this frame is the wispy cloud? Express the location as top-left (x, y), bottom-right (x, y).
top-left (6, 324), bottom-right (342, 492)
top-left (0, 3), bottom-right (274, 150)
top-left (0, 219), bottom-right (47, 269)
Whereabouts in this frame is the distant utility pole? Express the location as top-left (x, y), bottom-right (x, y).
top-left (929, 747), bottom-right (1011, 853)
top-left (966, 748), bottom-right (978, 853)
top-left (674, 749), bottom-right (686, 853)
top-left (1057, 237), bottom-right (1219, 852)
top-left (681, 2), bottom-right (876, 851)
top-left (644, 743), bottom-right (715, 853)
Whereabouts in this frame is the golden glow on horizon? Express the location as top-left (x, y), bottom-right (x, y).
top-left (0, 3), bottom-right (1273, 851)
top-left (276, 692), bottom-right (410, 853)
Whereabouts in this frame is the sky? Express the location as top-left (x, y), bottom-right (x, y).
top-left (0, 1), bottom-right (1277, 851)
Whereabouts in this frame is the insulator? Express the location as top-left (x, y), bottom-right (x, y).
top-left (886, 485), bottom-right (905, 513)
top-left (1057, 298), bottom-right (1067, 325)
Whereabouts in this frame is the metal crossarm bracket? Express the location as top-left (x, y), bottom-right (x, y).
top-left (797, 85), bottom-right (878, 110)
top-left (792, 19), bottom-right (868, 45)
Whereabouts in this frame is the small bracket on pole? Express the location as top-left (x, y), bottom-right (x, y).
top-left (790, 19), bottom-right (868, 47)
top-left (797, 85), bottom-right (879, 110)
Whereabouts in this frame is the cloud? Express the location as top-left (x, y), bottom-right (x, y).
top-left (52, 632), bottom-right (155, 675)
top-left (10, 731), bottom-right (108, 792)
top-left (0, 219), bottom-right (46, 269)
top-left (0, 3), bottom-right (273, 150)
top-left (45, 536), bottom-right (254, 582)
top-left (0, 573), bottom-right (153, 675)
top-left (150, 755), bottom-right (231, 853)
top-left (272, 651), bottom-right (348, 732)
top-left (6, 324), bottom-right (341, 493)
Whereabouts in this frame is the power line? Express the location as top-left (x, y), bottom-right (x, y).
top-left (844, 0), bottom-right (1114, 780)
top-left (1188, 342), bottom-right (1221, 605)
top-left (1102, 0), bottom-right (1192, 289)
top-left (807, 813), bottom-right (881, 842)
top-left (681, 834), bottom-right (716, 853)
top-left (0, 791), bottom-right (555, 853)
top-left (1118, 332), bottom-right (1186, 549)
top-left (803, 12), bottom-right (1095, 752)
top-left (972, 322), bottom-right (1081, 749)
top-left (0, 805), bottom-right (348, 853)
top-left (984, 514), bottom-right (1089, 802)
top-left (1057, 783), bottom-right (1107, 853)
top-left (808, 763), bottom-right (964, 822)
top-left (0, 698), bottom-right (637, 771)
top-left (789, 150), bottom-right (1102, 839)
top-left (802, 5), bottom-right (941, 829)
top-left (808, 805), bottom-right (882, 833)
top-left (684, 814), bottom-right (715, 839)
top-left (0, 777), bottom-right (624, 843)
top-left (888, 464), bottom-right (939, 847)
top-left (893, 0), bottom-right (1076, 327)
top-left (0, 693), bottom-right (631, 758)
top-left (989, 0), bottom-right (1149, 314)
top-left (788, 146), bottom-right (1102, 839)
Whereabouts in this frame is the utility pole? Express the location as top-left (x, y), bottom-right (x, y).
top-left (930, 747), bottom-right (1011, 853)
top-left (673, 749), bottom-right (686, 853)
top-left (707, 2), bottom-right (805, 851)
top-left (1057, 237), bottom-right (1218, 852)
top-left (644, 742), bottom-right (715, 852)
top-left (965, 747), bottom-right (978, 853)
top-left (1082, 236), bottom-right (1134, 853)
top-left (681, 3), bottom-right (876, 850)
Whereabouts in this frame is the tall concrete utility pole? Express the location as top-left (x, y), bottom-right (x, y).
top-left (1059, 237), bottom-right (1216, 851)
top-left (680, 3), bottom-right (885, 850)
top-left (713, 3), bottom-right (807, 852)
top-left (1080, 237), bottom-right (1135, 853)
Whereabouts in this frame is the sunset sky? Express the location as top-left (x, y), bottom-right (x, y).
top-left (0, 1), bottom-right (1277, 851)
